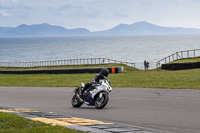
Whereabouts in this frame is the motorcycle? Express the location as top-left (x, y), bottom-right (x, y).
top-left (71, 79), bottom-right (112, 109)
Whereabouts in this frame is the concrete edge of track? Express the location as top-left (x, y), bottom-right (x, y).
top-left (0, 105), bottom-right (166, 133)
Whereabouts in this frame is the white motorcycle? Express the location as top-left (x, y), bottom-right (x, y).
top-left (71, 79), bottom-right (112, 109)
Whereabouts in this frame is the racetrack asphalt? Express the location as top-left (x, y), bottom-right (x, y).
top-left (0, 87), bottom-right (200, 133)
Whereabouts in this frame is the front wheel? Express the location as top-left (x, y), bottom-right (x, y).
top-left (95, 93), bottom-right (109, 109)
top-left (71, 94), bottom-right (83, 108)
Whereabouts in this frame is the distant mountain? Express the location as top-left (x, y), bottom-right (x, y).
top-left (1, 21), bottom-right (200, 36)
top-left (95, 21), bottom-right (200, 35)
top-left (0, 23), bottom-right (91, 36)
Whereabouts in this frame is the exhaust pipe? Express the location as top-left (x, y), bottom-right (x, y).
top-left (76, 94), bottom-right (83, 102)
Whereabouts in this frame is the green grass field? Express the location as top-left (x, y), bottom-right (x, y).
top-left (0, 60), bottom-right (200, 89)
top-left (169, 57), bottom-right (200, 63)
top-left (0, 112), bottom-right (82, 133)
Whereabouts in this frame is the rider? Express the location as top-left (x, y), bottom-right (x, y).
top-left (80, 68), bottom-right (109, 96)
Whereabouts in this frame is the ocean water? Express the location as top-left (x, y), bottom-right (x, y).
top-left (0, 35), bottom-right (200, 68)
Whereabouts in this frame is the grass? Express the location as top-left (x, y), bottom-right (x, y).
top-left (0, 112), bottom-right (82, 133)
top-left (169, 57), bottom-right (200, 63)
top-left (0, 61), bottom-right (200, 89)
top-left (111, 69), bottom-right (200, 89)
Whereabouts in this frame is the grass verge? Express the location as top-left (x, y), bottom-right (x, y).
top-left (0, 63), bottom-right (200, 89)
top-left (169, 57), bottom-right (200, 63)
top-left (0, 112), bottom-right (82, 133)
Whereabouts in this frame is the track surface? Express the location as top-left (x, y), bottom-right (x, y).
top-left (0, 87), bottom-right (200, 133)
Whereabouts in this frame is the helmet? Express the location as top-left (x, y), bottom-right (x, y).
top-left (100, 68), bottom-right (109, 77)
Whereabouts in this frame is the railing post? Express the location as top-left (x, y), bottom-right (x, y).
top-left (181, 51), bottom-right (183, 58)
top-left (102, 58), bottom-right (105, 64)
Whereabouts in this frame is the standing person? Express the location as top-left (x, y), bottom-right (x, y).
top-left (146, 61), bottom-right (149, 70)
top-left (144, 60), bottom-right (147, 70)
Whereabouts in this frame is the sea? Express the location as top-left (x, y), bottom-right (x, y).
top-left (0, 35), bottom-right (200, 69)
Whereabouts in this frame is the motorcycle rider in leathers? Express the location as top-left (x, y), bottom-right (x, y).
top-left (80, 68), bottom-right (109, 96)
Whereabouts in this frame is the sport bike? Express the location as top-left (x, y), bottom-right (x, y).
top-left (71, 79), bottom-right (112, 109)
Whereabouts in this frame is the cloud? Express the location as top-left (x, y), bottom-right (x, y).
top-left (0, 10), bottom-right (10, 16)
top-left (191, 0), bottom-right (200, 2)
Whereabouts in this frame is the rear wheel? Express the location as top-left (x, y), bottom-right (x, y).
top-left (71, 94), bottom-right (83, 108)
top-left (95, 93), bottom-right (109, 109)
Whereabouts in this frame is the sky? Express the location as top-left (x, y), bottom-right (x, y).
top-left (1, 0), bottom-right (200, 31)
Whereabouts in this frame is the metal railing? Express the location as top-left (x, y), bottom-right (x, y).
top-left (157, 49), bottom-right (200, 68)
top-left (0, 58), bottom-right (136, 68)
top-left (1, 49), bottom-right (199, 70)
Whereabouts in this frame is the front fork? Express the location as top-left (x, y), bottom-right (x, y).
top-left (95, 91), bottom-right (108, 100)
top-left (99, 92), bottom-right (103, 98)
